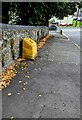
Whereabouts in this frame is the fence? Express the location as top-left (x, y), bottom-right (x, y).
top-left (0, 23), bottom-right (49, 74)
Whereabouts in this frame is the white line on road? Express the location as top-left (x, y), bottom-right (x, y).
top-left (62, 32), bottom-right (69, 40)
top-left (63, 32), bottom-right (82, 52)
top-left (72, 41), bottom-right (82, 52)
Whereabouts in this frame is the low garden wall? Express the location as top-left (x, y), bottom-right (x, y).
top-left (0, 23), bottom-right (49, 74)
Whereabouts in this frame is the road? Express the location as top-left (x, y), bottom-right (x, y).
top-left (61, 27), bottom-right (81, 49)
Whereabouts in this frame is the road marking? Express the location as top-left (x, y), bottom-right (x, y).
top-left (72, 41), bottom-right (82, 52)
top-left (62, 32), bottom-right (69, 40)
top-left (63, 32), bottom-right (82, 52)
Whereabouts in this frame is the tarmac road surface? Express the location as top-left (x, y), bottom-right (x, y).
top-left (2, 33), bottom-right (80, 118)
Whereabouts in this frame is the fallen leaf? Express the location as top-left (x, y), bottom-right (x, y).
top-left (17, 93), bottom-right (20, 95)
top-left (25, 76), bottom-right (30, 78)
top-left (25, 82), bottom-right (28, 84)
top-left (38, 68), bottom-right (41, 70)
top-left (17, 58), bottom-right (25, 62)
top-left (39, 94), bottom-right (42, 97)
top-left (22, 87), bottom-right (26, 91)
top-left (8, 92), bottom-right (12, 96)
top-left (0, 62), bottom-right (17, 90)
top-left (63, 102), bottom-right (67, 107)
top-left (0, 85), bottom-right (4, 89)
top-left (10, 116), bottom-right (14, 119)
top-left (37, 34), bottom-right (53, 49)
top-left (54, 91), bottom-right (56, 93)
top-left (19, 81), bottom-right (22, 83)
top-left (23, 83), bottom-right (26, 85)
top-left (0, 89), bottom-right (2, 91)
top-left (35, 68), bottom-right (37, 71)
top-left (24, 67), bottom-right (26, 70)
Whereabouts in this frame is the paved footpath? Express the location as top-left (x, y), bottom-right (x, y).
top-left (2, 33), bottom-right (80, 118)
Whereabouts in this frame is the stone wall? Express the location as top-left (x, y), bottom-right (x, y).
top-left (0, 23), bottom-right (49, 74)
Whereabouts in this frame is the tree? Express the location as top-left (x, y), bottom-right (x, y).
top-left (8, 2), bottom-right (21, 24)
top-left (2, 2), bottom-right (81, 26)
top-left (2, 2), bottom-right (10, 23)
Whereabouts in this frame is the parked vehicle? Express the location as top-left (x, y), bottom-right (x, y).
top-left (49, 25), bottom-right (57, 31)
top-left (49, 23), bottom-right (62, 34)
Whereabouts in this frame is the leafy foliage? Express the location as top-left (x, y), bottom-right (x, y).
top-left (2, 2), bottom-right (82, 26)
top-left (2, 2), bottom-right (10, 23)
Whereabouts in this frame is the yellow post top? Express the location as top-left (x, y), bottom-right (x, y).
top-left (23, 38), bottom-right (36, 46)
